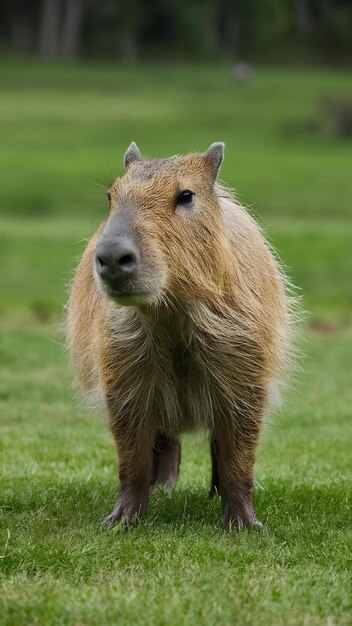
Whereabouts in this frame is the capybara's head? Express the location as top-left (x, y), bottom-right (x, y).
top-left (95, 142), bottom-right (229, 306)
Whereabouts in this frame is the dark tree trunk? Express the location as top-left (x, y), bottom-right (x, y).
top-left (10, 16), bottom-right (32, 50)
top-left (39, 0), bottom-right (62, 58)
top-left (61, 0), bottom-right (84, 59)
top-left (121, 26), bottom-right (139, 60)
top-left (9, 0), bottom-right (39, 51)
top-left (292, 0), bottom-right (314, 34)
top-left (203, 0), bottom-right (220, 55)
top-left (225, 6), bottom-right (241, 58)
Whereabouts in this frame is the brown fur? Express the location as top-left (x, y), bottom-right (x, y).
top-left (66, 144), bottom-right (293, 530)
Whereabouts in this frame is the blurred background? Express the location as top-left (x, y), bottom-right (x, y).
top-left (1, 0), bottom-right (352, 327)
top-left (1, 0), bottom-right (351, 328)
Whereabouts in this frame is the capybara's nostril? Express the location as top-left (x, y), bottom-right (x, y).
top-left (118, 253), bottom-right (137, 274)
top-left (97, 255), bottom-right (107, 269)
top-left (95, 251), bottom-right (111, 277)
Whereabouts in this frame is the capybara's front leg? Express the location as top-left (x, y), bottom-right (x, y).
top-left (101, 405), bottom-right (154, 528)
top-left (214, 406), bottom-right (263, 531)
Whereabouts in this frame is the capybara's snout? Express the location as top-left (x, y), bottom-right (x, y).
top-left (94, 207), bottom-right (152, 305)
top-left (95, 236), bottom-right (140, 290)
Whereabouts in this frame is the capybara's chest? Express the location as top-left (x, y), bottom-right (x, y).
top-left (149, 328), bottom-right (215, 433)
top-left (167, 341), bottom-right (214, 432)
top-left (103, 311), bottom-right (217, 433)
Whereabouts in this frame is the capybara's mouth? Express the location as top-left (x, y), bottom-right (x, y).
top-left (95, 268), bottom-right (156, 307)
top-left (107, 288), bottom-right (153, 307)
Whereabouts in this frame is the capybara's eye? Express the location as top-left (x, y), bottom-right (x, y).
top-left (177, 190), bottom-right (194, 208)
top-left (106, 190), bottom-right (111, 202)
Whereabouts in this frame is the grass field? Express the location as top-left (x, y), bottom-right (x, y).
top-left (0, 60), bottom-right (351, 625)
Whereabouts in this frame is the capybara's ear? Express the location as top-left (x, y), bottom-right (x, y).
top-left (204, 142), bottom-right (225, 182)
top-left (124, 141), bottom-right (142, 168)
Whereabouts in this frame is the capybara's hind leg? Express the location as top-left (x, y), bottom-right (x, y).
top-left (209, 437), bottom-right (220, 498)
top-left (150, 433), bottom-right (180, 490)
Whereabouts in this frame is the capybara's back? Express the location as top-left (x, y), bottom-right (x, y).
top-left (67, 142), bottom-right (292, 529)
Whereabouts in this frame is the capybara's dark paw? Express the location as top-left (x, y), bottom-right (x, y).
top-left (223, 516), bottom-right (263, 531)
top-left (100, 505), bottom-right (123, 528)
top-left (100, 496), bottom-right (147, 529)
top-left (222, 502), bottom-right (263, 531)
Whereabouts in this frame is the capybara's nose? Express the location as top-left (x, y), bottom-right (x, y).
top-left (95, 238), bottom-right (140, 285)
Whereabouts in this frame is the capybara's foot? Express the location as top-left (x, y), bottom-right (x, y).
top-left (101, 495), bottom-right (147, 528)
top-left (101, 507), bottom-right (123, 528)
top-left (222, 502), bottom-right (263, 531)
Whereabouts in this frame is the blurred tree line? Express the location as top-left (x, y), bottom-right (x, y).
top-left (1, 0), bottom-right (351, 62)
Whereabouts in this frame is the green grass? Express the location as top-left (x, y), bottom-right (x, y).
top-left (1, 319), bottom-right (351, 626)
top-left (0, 59), bottom-right (351, 625)
top-left (1, 60), bottom-right (352, 220)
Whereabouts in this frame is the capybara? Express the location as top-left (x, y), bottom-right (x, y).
top-left (67, 142), bottom-right (292, 530)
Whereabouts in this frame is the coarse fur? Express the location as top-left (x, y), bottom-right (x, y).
top-left (66, 143), bottom-right (294, 530)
